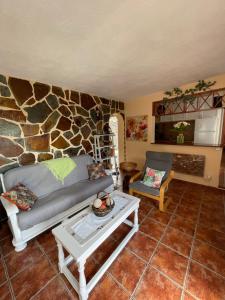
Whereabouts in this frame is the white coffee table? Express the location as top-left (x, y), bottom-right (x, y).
top-left (52, 190), bottom-right (140, 300)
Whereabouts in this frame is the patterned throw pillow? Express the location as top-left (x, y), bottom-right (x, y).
top-left (1, 183), bottom-right (37, 211)
top-left (142, 167), bottom-right (166, 189)
top-left (87, 163), bottom-right (107, 180)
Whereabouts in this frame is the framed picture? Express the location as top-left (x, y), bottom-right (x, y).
top-left (126, 115), bottom-right (148, 141)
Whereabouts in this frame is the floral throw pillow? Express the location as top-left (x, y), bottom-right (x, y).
top-left (1, 183), bottom-right (37, 211)
top-left (142, 167), bottom-right (166, 189)
top-left (87, 163), bottom-right (107, 180)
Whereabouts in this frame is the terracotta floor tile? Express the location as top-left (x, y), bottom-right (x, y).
top-left (60, 273), bottom-right (79, 298)
top-left (200, 208), bottom-right (225, 219)
top-left (192, 240), bottom-right (225, 277)
top-left (201, 205), bottom-right (224, 218)
top-left (140, 217), bottom-right (166, 240)
top-left (37, 230), bottom-right (57, 253)
top-left (151, 244), bottom-right (188, 285)
top-left (169, 179), bottom-right (187, 192)
top-left (186, 261), bottom-right (225, 300)
top-left (166, 201), bottom-right (178, 213)
top-left (170, 215), bottom-right (196, 236)
top-left (201, 198), bottom-right (224, 210)
top-left (127, 210), bottom-right (146, 224)
top-left (5, 241), bottom-right (43, 278)
top-left (32, 276), bottom-right (73, 299)
top-left (67, 258), bottom-right (99, 284)
top-left (202, 189), bottom-right (224, 200)
top-left (135, 267), bottom-right (182, 300)
top-left (179, 197), bottom-right (201, 210)
top-left (111, 223), bottom-right (131, 243)
top-left (89, 273), bottom-right (129, 300)
top-left (182, 190), bottom-right (202, 198)
top-left (11, 256), bottom-right (57, 300)
top-left (0, 258), bottom-right (6, 285)
top-left (109, 248), bottom-right (146, 293)
top-left (139, 200), bottom-right (153, 215)
top-left (142, 196), bottom-right (157, 207)
top-left (149, 209), bottom-right (172, 225)
top-left (0, 223), bottom-right (11, 240)
top-left (0, 282), bottom-right (12, 300)
top-left (126, 231), bottom-right (157, 261)
top-left (183, 292), bottom-right (196, 300)
top-left (175, 205), bottom-right (198, 222)
top-left (167, 189), bottom-right (183, 201)
top-left (0, 236), bottom-right (14, 256)
top-left (196, 225), bottom-right (225, 251)
top-left (46, 246), bottom-right (59, 270)
top-left (162, 227), bottom-right (193, 257)
top-left (93, 237), bottom-right (118, 265)
top-left (199, 213), bottom-right (225, 234)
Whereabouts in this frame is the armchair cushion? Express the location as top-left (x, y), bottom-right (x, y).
top-left (143, 167), bottom-right (166, 188)
top-left (143, 151), bottom-right (173, 182)
top-left (129, 181), bottom-right (160, 196)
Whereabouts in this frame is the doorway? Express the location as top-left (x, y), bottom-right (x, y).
top-left (109, 113), bottom-right (125, 166)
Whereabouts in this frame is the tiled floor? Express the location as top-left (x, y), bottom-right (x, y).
top-left (0, 179), bottom-right (225, 299)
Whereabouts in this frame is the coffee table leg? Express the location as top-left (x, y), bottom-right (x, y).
top-left (56, 239), bottom-right (64, 273)
top-left (78, 260), bottom-right (87, 300)
top-left (134, 208), bottom-right (139, 230)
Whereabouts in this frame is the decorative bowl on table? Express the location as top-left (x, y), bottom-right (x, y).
top-left (92, 191), bottom-right (114, 217)
top-left (120, 161), bottom-right (137, 172)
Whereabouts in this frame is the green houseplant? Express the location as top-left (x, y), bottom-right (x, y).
top-left (162, 80), bottom-right (216, 109)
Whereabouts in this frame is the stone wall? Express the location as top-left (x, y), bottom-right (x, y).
top-left (0, 74), bottom-right (124, 173)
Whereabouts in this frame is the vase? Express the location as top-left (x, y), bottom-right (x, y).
top-left (177, 133), bottom-right (184, 144)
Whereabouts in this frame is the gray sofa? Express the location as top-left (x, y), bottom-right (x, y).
top-left (0, 154), bottom-right (114, 251)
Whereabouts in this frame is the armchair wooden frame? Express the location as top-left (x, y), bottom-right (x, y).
top-left (129, 170), bottom-right (175, 212)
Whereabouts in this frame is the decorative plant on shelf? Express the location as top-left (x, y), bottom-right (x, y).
top-left (172, 121), bottom-right (190, 144)
top-left (162, 80), bottom-right (216, 109)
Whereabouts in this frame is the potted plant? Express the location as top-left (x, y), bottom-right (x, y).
top-left (173, 121), bottom-right (190, 144)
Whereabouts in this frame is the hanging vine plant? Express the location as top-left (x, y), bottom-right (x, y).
top-left (162, 80), bottom-right (216, 108)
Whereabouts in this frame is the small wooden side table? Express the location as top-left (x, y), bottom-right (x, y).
top-left (120, 169), bottom-right (140, 193)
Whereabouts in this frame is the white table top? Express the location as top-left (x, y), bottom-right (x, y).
top-left (52, 190), bottom-right (140, 262)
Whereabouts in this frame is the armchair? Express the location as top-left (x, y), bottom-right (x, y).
top-left (129, 151), bottom-right (174, 212)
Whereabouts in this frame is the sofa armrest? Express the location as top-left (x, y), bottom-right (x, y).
top-left (0, 173), bottom-right (19, 216)
top-left (0, 196), bottom-right (19, 216)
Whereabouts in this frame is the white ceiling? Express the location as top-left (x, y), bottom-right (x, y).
top-left (0, 0), bottom-right (225, 101)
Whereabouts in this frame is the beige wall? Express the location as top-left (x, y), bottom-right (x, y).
top-left (125, 74), bottom-right (225, 187)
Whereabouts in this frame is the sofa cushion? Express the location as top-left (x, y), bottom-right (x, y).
top-left (17, 175), bottom-right (113, 230)
top-left (3, 154), bottom-right (93, 199)
top-left (1, 183), bottom-right (37, 211)
top-left (87, 163), bottom-right (107, 180)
